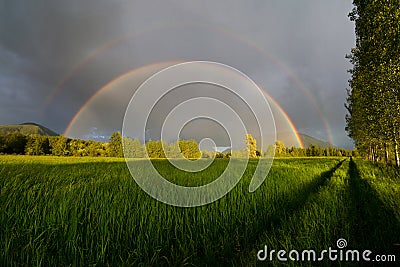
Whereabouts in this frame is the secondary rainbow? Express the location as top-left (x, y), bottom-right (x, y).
top-left (49, 24), bottom-right (331, 146)
top-left (64, 62), bottom-right (304, 148)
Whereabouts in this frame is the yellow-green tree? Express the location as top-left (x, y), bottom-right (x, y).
top-left (346, 0), bottom-right (400, 166)
top-left (275, 141), bottom-right (286, 156)
top-left (107, 132), bottom-right (123, 157)
top-left (245, 134), bottom-right (257, 158)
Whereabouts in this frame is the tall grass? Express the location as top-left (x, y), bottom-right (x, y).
top-left (0, 156), bottom-right (398, 266)
top-left (347, 159), bottom-right (400, 255)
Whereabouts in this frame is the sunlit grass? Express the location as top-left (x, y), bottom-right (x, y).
top-left (0, 156), bottom-right (399, 266)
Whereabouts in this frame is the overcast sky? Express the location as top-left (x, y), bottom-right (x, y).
top-left (0, 0), bottom-right (355, 148)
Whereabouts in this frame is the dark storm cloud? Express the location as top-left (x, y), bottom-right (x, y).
top-left (0, 0), bottom-right (126, 124)
top-left (0, 0), bottom-right (355, 148)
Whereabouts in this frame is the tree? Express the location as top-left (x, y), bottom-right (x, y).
top-left (0, 136), bottom-right (6, 153)
top-left (245, 134), bottom-right (258, 158)
top-left (145, 140), bottom-right (166, 158)
top-left (346, 0), bottom-right (400, 166)
top-left (265, 144), bottom-right (275, 157)
top-left (215, 152), bottom-right (224, 158)
top-left (50, 136), bottom-right (70, 156)
top-left (123, 137), bottom-right (145, 158)
top-left (275, 141), bottom-right (286, 157)
top-left (68, 139), bottom-right (88, 156)
top-left (2, 132), bottom-right (27, 154)
top-left (25, 135), bottom-right (50, 155)
top-left (86, 140), bottom-right (106, 157)
top-left (167, 141), bottom-right (181, 158)
top-left (107, 132), bottom-right (124, 157)
top-left (132, 138), bottom-right (144, 158)
top-left (178, 140), bottom-right (201, 159)
top-left (122, 137), bottom-right (134, 158)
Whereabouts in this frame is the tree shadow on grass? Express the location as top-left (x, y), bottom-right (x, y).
top-left (273, 160), bottom-right (345, 218)
top-left (268, 159), bottom-right (347, 227)
top-left (2, 158), bottom-right (351, 266)
top-left (348, 158), bottom-right (400, 259)
top-left (233, 159), bottom-right (347, 266)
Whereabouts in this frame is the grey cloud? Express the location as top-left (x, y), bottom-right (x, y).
top-left (0, 0), bottom-right (356, 148)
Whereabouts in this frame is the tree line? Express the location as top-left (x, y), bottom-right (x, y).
top-left (345, 0), bottom-right (400, 166)
top-left (0, 131), bottom-right (353, 158)
top-left (272, 141), bottom-right (354, 158)
top-left (0, 131), bottom-right (108, 156)
top-left (0, 131), bottom-right (201, 159)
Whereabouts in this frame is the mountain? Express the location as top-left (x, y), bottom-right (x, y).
top-left (277, 132), bottom-right (333, 148)
top-left (299, 133), bottom-right (333, 148)
top-left (0, 122), bottom-right (59, 136)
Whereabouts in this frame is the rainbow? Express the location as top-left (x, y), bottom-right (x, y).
top-left (215, 27), bottom-right (334, 145)
top-left (49, 24), bottom-right (332, 146)
top-left (63, 61), bottom-right (181, 135)
top-left (44, 35), bottom-right (130, 108)
top-left (259, 90), bottom-right (305, 148)
top-left (64, 62), bottom-right (305, 148)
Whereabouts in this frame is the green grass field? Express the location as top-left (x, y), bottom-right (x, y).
top-left (1, 156), bottom-right (399, 266)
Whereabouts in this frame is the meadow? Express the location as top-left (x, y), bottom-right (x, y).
top-left (0, 156), bottom-right (399, 266)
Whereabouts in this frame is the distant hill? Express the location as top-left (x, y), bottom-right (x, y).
top-left (0, 122), bottom-right (59, 136)
top-left (299, 133), bottom-right (333, 148)
top-left (277, 132), bottom-right (333, 148)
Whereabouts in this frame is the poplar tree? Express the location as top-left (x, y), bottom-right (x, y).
top-left (245, 134), bottom-right (257, 158)
top-left (346, 0), bottom-right (400, 166)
